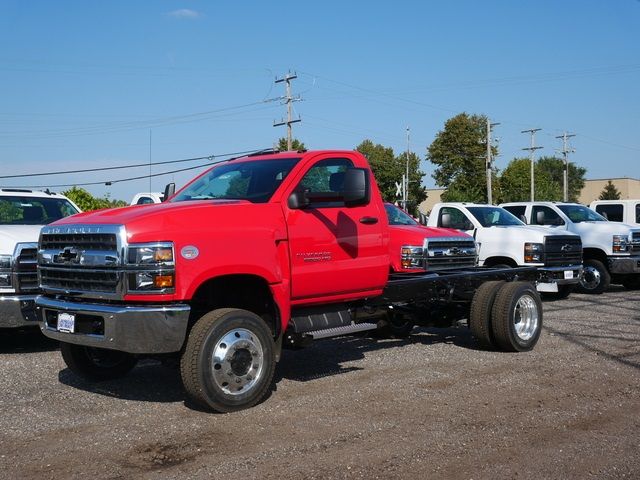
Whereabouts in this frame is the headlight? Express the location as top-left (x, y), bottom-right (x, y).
top-left (127, 243), bottom-right (174, 265)
top-left (524, 243), bottom-right (543, 263)
top-left (0, 254), bottom-right (11, 269)
top-left (612, 235), bottom-right (629, 253)
top-left (128, 272), bottom-right (175, 291)
top-left (401, 246), bottom-right (424, 269)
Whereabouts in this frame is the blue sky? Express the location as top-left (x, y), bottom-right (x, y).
top-left (1, 0), bottom-right (638, 202)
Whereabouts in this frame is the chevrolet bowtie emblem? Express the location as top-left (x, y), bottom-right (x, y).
top-left (56, 247), bottom-right (80, 264)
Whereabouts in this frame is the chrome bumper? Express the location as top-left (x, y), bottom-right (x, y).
top-left (608, 256), bottom-right (640, 274)
top-left (36, 296), bottom-right (191, 354)
top-left (0, 294), bottom-right (39, 328)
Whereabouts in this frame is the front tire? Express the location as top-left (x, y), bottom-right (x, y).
top-left (491, 282), bottom-right (543, 352)
top-left (622, 276), bottom-right (640, 290)
top-left (180, 308), bottom-right (276, 413)
top-left (541, 284), bottom-right (574, 301)
top-left (60, 343), bottom-right (138, 381)
top-left (577, 259), bottom-right (610, 294)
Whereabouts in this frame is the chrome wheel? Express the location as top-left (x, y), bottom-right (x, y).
top-left (580, 265), bottom-right (601, 291)
top-left (211, 328), bottom-right (264, 396)
top-left (513, 294), bottom-right (539, 341)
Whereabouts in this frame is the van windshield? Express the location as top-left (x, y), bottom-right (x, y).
top-left (0, 196), bottom-right (79, 225)
top-left (558, 204), bottom-right (607, 223)
top-left (172, 158), bottom-right (300, 203)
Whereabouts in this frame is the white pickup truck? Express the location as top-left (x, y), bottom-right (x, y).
top-left (0, 189), bottom-right (80, 328)
top-left (427, 203), bottom-right (582, 298)
top-left (501, 202), bottom-right (640, 293)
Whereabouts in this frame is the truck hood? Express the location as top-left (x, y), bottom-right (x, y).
top-left (569, 221), bottom-right (639, 237)
top-left (476, 224), bottom-right (576, 242)
top-left (389, 224), bottom-right (472, 241)
top-left (49, 200), bottom-right (288, 243)
top-left (0, 225), bottom-right (42, 255)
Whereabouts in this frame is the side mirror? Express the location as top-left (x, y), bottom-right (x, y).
top-left (601, 211), bottom-right (608, 220)
top-left (163, 183), bottom-right (175, 202)
top-left (536, 211), bottom-right (545, 225)
top-left (288, 190), bottom-right (310, 210)
top-left (441, 213), bottom-right (451, 228)
top-left (519, 214), bottom-right (527, 224)
top-left (343, 168), bottom-right (369, 207)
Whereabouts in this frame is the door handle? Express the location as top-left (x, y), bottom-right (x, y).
top-left (359, 216), bottom-right (378, 225)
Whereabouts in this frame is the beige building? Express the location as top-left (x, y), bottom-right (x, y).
top-left (419, 177), bottom-right (640, 215)
top-left (578, 177), bottom-right (640, 204)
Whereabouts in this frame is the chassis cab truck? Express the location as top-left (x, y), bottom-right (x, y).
top-left (427, 203), bottom-right (582, 299)
top-left (36, 150), bottom-right (543, 413)
top-left (502, 202), bottom-right (640, 293)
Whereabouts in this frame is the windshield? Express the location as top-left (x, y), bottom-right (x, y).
top-left (172, 158), bottom-right (300, 203)
top-left (467, 206), bottom-right (524, 227)
top-left (558, 204), bottom-right (607, 223)
top-left (0, 196), bottom-right (79, 225)
top-left (385, 204), bottom-right (418, 226)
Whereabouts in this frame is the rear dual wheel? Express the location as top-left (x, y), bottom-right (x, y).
top-left (469, 281), bottom-right (542, 352)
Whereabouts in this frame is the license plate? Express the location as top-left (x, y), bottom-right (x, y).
top-left (564, 270), bottom-right (574, 280)
top-left (57, 313), bottom-right (76, 333)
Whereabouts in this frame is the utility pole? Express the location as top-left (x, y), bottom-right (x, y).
top-left (273, 72), bottom-right (301, 150)
top-left (404, 127), bottom-right (410, 210)
top-left (555, 132), bottom-right (576, 202)
top-left (521, 128), bottom-right (543, 201)
top-left (486, 119), bottom-right (500, 204)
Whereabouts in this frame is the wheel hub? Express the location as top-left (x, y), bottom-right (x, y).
top-left (513, 294), bottom-right (539, 341)
top-left (580, 265), bottom-right (601, 290)
top-left (211, 328), bottom-right (264, 396)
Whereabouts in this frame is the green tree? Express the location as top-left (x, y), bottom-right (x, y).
top-left (277, 137), bottom-right (306, 151)
top-left (355, 140), bottom-right (426, 210)
top-left (598, 180), bottom-right (621, 200)
top-left (536, 156), bottom-right (586, 202)
top-left (63, 186), bottom-right (127, 211)
top-left (498, 158), bottom-right (558, 202)
top-left (427, 113), bottom-right (497, 203)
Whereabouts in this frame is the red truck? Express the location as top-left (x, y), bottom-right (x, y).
top-left (36, 149), bottom-right (542, 412)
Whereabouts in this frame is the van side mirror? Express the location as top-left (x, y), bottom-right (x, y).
top-left (342, 168), bottom-right (369, 207)
top-left (163, 183), bottom-right (175, 201)
top-left (536, 211), bottom-right (545, 225)
top-left (441, 213), bottom-right (451, 228)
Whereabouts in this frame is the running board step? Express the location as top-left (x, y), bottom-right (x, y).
top-left (307, 322), bottom-right (378, 340)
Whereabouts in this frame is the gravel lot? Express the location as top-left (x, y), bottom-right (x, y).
top-left (1, 287), bottom-right (639, 480)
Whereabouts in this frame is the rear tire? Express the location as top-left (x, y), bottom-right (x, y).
top-left (60, 343), bottom-right (138, 381)
top-left (468, 281), bottom-right (504, 349)
top-left (577, 259), bottom-right (610, 294)
top-left (491, 282), bottom-right (543, 352)
top-left (180, 308), bottom-right (276, 413)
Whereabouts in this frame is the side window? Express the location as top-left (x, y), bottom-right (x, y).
top-left (595, 204), bottom-right (623, 222)
top-left (503, 205), bottom-right (526, 222)
top-left (439, 207), bottom-right (473, 230)
top-left (297, 158), bottom-right (353, 207)
top-left (136, 196), bottom-right (155, 205)
top-left (532, 206), bottom-right (564, 225)
top-left (636, 204), bottom-right (640, 223)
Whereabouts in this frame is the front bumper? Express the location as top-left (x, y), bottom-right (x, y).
top-left (608, 255), bottom-right (640, 274)
top-left (0, 294), bottom-right (39, 328)
top-left (536, 264), bottom-right (583, 291)
top-left (36, 296), bottom-right (191, 354)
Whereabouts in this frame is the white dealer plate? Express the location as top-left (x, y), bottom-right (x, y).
top-left (57, 313), bottom-right (76, 333)
top-left (564, 270), bottom-right (574, 280)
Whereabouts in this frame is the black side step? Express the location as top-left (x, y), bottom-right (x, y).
top-left (307, 322), bottom-right (378, 340)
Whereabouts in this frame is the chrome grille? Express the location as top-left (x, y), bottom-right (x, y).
top-left (39, 268), bottom-right (120, 293)
top-left (40, 233), bottom-right (117, 251)
top-left (425, 237), bottom-right (477, 270)
top-left (543, 235), bottom-right (582, 266)
top-left (632, 231), bottom-right (640, 254)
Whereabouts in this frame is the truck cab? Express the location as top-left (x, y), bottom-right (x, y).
top-left (427, 203), bottom-right (582, 296)
top-left (590, 199), bottom-right (640, 226)
top-left (501, 201), bottom-right (640, 293)
top-left (0, 189), bottom-right (81, 328)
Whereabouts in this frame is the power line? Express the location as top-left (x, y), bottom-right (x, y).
top-left (0, 149), bottom-right (263, 179)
